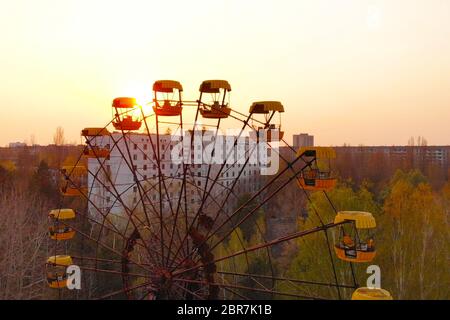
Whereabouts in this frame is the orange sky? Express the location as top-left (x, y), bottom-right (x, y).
top-left (1, 0), bottom-right (449, 146)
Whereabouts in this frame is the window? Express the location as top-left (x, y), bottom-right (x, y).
top-left (144, 144), bottom-right (147, 150)
top-left (133, 154), bottom-right (137, 161)
top-left (134, 144), bottom-right (137, 150)
top-left (133, 186), bottom-right (137, 193)
top-left (143, 165), bottom-right (147, 171)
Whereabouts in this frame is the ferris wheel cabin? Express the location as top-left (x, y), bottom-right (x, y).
top-left (112, 97), bottom-right (142, 131)
top-left (296, 147), bottom-right (337, 191)
top-left (46, 255), bottom-right (73, 289)
top-left (48, 209), bottom-right (76, 241)
top-left (81, 127), bottom-right (111, 158)
top-left (334, 211), bottom-right (377, 263)
top-left (198, 80), bottom-right (232, 119)
top-left (60, 165), bottom-right (88, 196)
top-left (249, 101), bottom-right (285, 142)
top-left (351, 287), bottom-right (393, 300)
top-left (152, 80), bottom-right (183, 117)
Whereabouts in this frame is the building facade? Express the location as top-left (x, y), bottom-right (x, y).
top-left (86, 132), bottom-right (265, 223)
top-left (293, 134), bottom-right (314, 150)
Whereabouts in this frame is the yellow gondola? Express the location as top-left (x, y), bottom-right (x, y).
top-left (83, 146), bottom-right (110, 158)
top-left (46, 255), bottom-right (73, 289)
top-left (112, 97), bottom-right (142, 131)
top-left (198, 80), bottom-right (232, 119)
top-left (297, 146), bottom-right (336, 159)
top-left (334, 211), bottom-right (377, 263)
top-left (81, 127), bottom-right (110, 137)
top-left (352, 287), bottom-right (393, 300)
top-left (249, 101), bottom-right (285, 142)
top-left (81, 127), bottom-right (111, 158)
top-left (152, 80), bottom-right (183, 117)
top-left (48, 209), bottom-right (76, 241)
top-left (60, 166), bottom-right (88, 196)
top-left (296, 147), bottom-right (337, 191)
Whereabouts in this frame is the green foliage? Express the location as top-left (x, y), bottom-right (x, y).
top-left (390, 169), bottom-right (428, 187)
top-left (28, 160), bottom-right (59, 204)
top-left (0, 165), bottom-right (14, 193)
top-left (231, 193), bottom-right (265, 242)
top-left (282, 169), bottom-right (449, 300)
top-left (378, 171), bottom-right (449, 299)
top-left (277, 182), bottom-right (379, 299)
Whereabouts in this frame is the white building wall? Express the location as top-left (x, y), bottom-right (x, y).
top-left (87, 132), bottom-right (263, 223)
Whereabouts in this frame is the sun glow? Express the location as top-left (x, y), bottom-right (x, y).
top-left (118, 82), bottom-right (154, 115)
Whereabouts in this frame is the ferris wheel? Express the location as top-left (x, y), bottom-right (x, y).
top-left (45, 80), bottom-right (392, 300)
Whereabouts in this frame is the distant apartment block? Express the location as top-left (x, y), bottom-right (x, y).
top-left (333, 145), bottom-right (450, 167)
top-left (8, 142), bottom-right (27, 148)
top-left (293, 134), bottom-right (314, 149)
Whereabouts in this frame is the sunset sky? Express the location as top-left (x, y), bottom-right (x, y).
top-left (1, 0), bottom-right (449, 146)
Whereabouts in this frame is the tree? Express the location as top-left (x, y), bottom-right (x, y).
top-left (230, 194), bottom-right (264, 243)
top-left (28, 160), bottom-right (59, 203)
top-left (30, 134), bottom-right (37, 146)
top-left (379, 170), bottom-right (449, 299)
top-left (0, 182), bottom-right (49, 299)
top-left (53, 126), bottom-right (65, 146)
